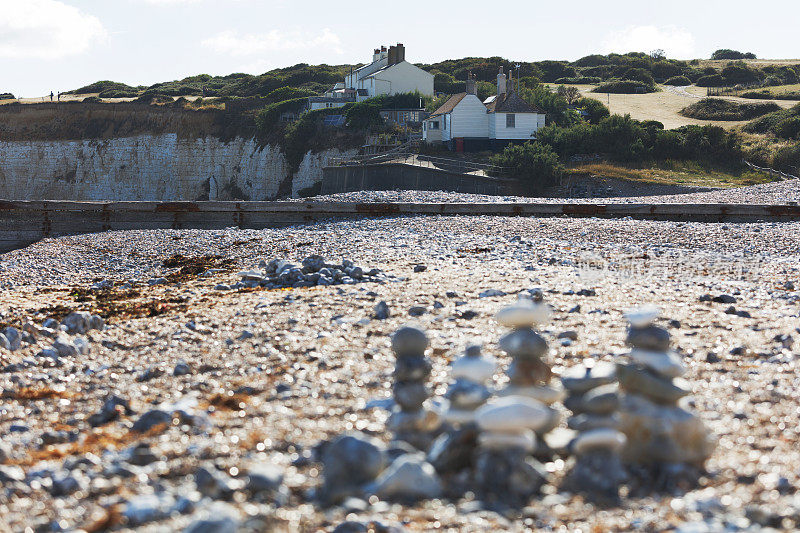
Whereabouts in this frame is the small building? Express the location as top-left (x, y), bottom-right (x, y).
top-left (423, 69), bottom-right (546, 151)
top-left (422, 115), bottom-right (442, 143)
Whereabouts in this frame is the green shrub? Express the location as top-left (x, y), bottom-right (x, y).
top-left (67, 80), bottom-right (138, 95)
top-left (741, 90), bottom-right (800, 101)
top-left (744, 104), bottom-right (800, 139)
top-left (536, 114), bottom-right (741, 163)
top-left (622, 68), bottom-right (655, 85)
top-left (711, 49), bottom-right (757, 60)
top-left (98, 89), bottom-right (140, 98)
top-left (575, 97), bottom-right (609, 124)
top-left (680, 98), bottom-right (780, 121)
top-left (591, 80), bottom-right (655, 94)
top-left (696, 74), bottom-right (724, 87)
top-left (664, 75), bottom-right (691, 86)
top-left (771, 144), bottom-right (800, 173)
top-left (490, 142), bottom-right (563, 194)
top-left (554, 76), bottom-right (602, 84)
top-left (641, 120), bottom-right (665, 130)
top-left (721, 62), bottom-right (762, 85)
top-left (265, 86), bottom-right (316, 104)
top-left (255, 97), bottom-right (310, 132)
top-left (519, 85), bottom-right (577, 126)
top-left (775, 117), bottom-right (800, 140)
top-left (0, 92), bottom-right (14, 100)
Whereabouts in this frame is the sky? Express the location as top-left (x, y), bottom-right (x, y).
top-left (1, 0), bottom-right (798, 98)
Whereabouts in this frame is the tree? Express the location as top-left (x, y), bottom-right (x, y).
top-left (490, 142), bottom-right (563, 195)
top-left (575, 97), bottom-right (609, 124)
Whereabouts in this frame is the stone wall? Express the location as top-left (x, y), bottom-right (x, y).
top-left (0, 134), bottom-right (357, 201)
top-left (321, 163), bottom-right (523, 196)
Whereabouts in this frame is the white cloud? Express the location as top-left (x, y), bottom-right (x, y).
top-left (601, 25), bottom-right (696, 59)
top-left (202, 28), bottom-right (343, 56)
top-left (0, 0), bottom-right (108, 59)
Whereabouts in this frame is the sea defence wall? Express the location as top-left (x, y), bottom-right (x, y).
top-left (321, 163), bottom-right (523, 196)
top-left (0, 103), bottom-right (357, 201)
top-left (2, 200), bottom-right (799, 254)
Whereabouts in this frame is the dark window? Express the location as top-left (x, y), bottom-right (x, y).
top-left (506, 113), bottom-right (516, 128)
top-left (431, 121), bottom-right (439, 129)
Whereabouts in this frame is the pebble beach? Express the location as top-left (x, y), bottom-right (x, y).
top-left (1, 187), bottom-right (800, 532)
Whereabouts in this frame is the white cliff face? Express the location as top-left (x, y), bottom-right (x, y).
top-left (0, 134), bottom-right (348, 200)
top-left (292, 148), bottom-right (359, 197)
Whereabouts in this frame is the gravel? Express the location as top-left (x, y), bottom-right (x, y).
top-left (301, 179), bottom-right (800, 204)
top-left (0, 212), bottom-right (799, 531)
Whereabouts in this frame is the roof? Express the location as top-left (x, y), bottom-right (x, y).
top-left (430, 93), bottom-right (467, 116)
top-left (483, 91), bottom-right (543, 114)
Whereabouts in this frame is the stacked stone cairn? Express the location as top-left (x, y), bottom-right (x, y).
top-left (495, 300), bottom-right (563, 428)
top-left (616, 306), bottom-right (715, 470)
top-left (441, 344), bottom-right (496, 427)
top-left (469, 301), bottom-right (559, 506)
top-left (386, 326), bottom-right (441, 450)
top-left (235, 254), bottom-right (383, 289)
top-left (561, 360), bottom-right (627, 502)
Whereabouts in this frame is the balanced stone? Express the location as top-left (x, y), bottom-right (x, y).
top-left (617, 363), bottom-right (690, 404)
top-left (475, 396), bottom-right (551, 434)
top-left (624, 305), bottom-right (660, 328)
top-left (478, 430), bottom-right (536, 452)
top-left (391, 327), bottom-right (429, 358)
top-left (393, 382), bottom-right (429, 412)
top-left (561, 361), bottom-right (617, 394)
top-left (564, 383), bottom-right (619, 415)
top-left (500, 384), bottom-right (565, 405)
top-left (451, 349), bottom-right (495, 383)
top-left (507, 357), bottom-right (552, 387)
top-left (499, 329), bottom-right (548, 360)
top-left (496, 302), bottom-right (551, 328)
top-left (571, 428), bottom-right (627, 455)
top-left (446, 380), bottom-right (491, 410)
top-left (627, 325), bottom-right (671, 352)
top-left (393, 356), bottom-right (432, 382)
top-left (372, 455), bottom-right (442, 501)
top-left (618, 394), bottom-right (715, 465)
top-left (567, 413), bottom-right (621, 432)
top-left (320, 432), bottom-right (386, 504)
top-left (629, 349), bottom-right (686, 378)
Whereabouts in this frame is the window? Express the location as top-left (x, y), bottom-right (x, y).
top-left (506, 113), bottom-right (516, 128)
top-left (430, 120), bottom-right (439, 130)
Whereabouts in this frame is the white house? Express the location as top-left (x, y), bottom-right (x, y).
top-left (309, 44), bottom-right (434, 111)
top-left (345, 44), bottom-right (434, 100)
top-left (423, 69), bottom-right (546, 150)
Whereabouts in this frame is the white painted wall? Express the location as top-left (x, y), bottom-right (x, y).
top-left (445, 95), bottom-right (490, 140)
top-left (309, 101), bottom-right (348, 111)
top-left (491, 112), bottom-right (546, 140)
top-left (0, 134), bottom-right (354, 200)
top-left (370, 61), bottom-right (434, 97)
top-left (422, 118), bottom-right (442, 143)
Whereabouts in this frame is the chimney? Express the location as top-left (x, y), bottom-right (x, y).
top-left (396, 43), bottom-right (405, 63)
top-left (388, 45), bottom-right (398, 66)
top-left (373, 48), bottom-right (381, 62)
top-left (508, 70), bottom-right (514, 93)
top-left (465, 72), bottom-right (477, 95)
top-left (497, 67), bottom-right (507, 96)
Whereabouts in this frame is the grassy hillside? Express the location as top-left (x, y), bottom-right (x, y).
top-left (66, 54), bottom-right (800, 99)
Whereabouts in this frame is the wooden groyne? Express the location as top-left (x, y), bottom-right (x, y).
top-left (1, 200), bottom-right (799, 253)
